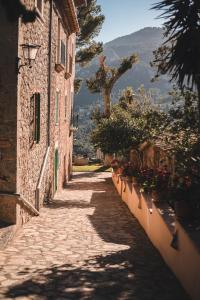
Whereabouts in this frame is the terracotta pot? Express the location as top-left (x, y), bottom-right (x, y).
top-left (174, 200), bottom-right (193, 220)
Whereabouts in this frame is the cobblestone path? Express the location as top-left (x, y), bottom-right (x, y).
top-left (0, 172), bottom-right (189, 300)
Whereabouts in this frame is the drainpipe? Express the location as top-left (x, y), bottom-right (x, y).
top-left (35, 0), bottom-right (53, 210)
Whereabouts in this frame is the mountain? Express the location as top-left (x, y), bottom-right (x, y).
top-left (75, 27), bottom-right (171, 109)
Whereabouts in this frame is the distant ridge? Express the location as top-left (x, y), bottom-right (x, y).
top-left (105, 27), bottom-right (163, 47)
top-left (75, 27), bottom-right (170, 108)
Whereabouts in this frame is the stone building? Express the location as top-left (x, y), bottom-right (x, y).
top-left (0, 0), bottom-right (84, 235)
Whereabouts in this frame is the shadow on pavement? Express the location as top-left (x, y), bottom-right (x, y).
top-left (4, 174), bottom-right (190, 300)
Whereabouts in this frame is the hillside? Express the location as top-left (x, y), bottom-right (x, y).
top-left (75, 27), bottom-right (171, 108)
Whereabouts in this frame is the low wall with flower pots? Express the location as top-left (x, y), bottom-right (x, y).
top-left (112, 173), bottom-right (200, 300)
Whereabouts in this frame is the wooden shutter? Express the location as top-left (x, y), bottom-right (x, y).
top-left (35, 93), bottom-right (40, 143)
top-left (30, 94), bottom-right (35, 145)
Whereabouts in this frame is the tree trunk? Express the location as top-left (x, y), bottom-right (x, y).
top-left (103, 89), bottom-right (111, 117)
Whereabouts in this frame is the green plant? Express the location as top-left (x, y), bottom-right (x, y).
top-left (91, 87), bottom-right (168, 156)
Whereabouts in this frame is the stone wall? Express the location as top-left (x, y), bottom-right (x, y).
top-left (0, 0), bottom-right (76, 226)
top-left (49, 7), bottom-right (75, 193)
top-left (17, 0), bottom-right (51, 206)
top-left (0, 195), bottom-right (17, 224)
top-left (0, 7), bottom-right (18, 193)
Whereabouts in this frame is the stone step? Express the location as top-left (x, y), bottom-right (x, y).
top-left (0, 222), bottom-right (16, 250)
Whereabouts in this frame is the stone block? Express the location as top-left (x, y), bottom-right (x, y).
top-left (0, 194), bottom-right (17, 224)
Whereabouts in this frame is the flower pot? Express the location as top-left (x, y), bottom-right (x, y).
top-left (174, 200), bottom-right (193, 221)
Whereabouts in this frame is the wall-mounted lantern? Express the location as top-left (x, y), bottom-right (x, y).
top-left (16, 44), bottom-right (41, 74)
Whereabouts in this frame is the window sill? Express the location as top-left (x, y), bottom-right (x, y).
top-left (55, 63), bottom-right (65, 73)
top-left (64, 72), bottom-right (72, 80)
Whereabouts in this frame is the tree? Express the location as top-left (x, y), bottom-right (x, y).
top-left (75, 0), bottom-right (105, 93)
top-left (152, 0), bottom-right (200, 131)
top-left (91, 105), bottom-right (142, 156)
top-left (91, 87), bottom-right (167, 155)
top-left (86, 54), bottom-right (139, 117)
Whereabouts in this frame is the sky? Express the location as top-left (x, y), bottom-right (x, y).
top-left (96, 0), bottom-right (163, 43)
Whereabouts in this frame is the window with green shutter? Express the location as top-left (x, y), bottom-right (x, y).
top-left (30, 93), bottom-right (40, 145)
top-left (35, 93), bottom-right (40, 143)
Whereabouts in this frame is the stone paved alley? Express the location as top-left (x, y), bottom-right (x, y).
top-left (0, 172), bottom-right (189, 300)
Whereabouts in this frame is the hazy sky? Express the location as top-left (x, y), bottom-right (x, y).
top-left (96, 0), bottom-right (163, 43)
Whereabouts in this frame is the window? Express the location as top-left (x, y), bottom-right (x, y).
top-left (56, 92), bottom-right (59, 124)
top-left (57, 20), bottom-right (61, 63)
top-left (30, 93), bottom-right (40, 144)
top-left (64, 95), bottom-right (67, 119)
top-left (68, 54), bottom-right (73, 75)
top-left (55, 19), bottom-right (67, 72)
top-left (35, 0), bottom-right (43, 16)
top-left (60, 40), bottom-right (66, 66)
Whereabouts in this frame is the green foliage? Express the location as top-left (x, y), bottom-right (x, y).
top-left (117, 54), bottom-right (139, 75)
top-left (75, 0), bottom-right (105, 94)
top-left (168, 88), bottom-right (198, 132)
top-left (76, 0), bottom-right (104, 65)
top-left (77, 0), bottom-right (105, 47)
top-left (152, 0), bottom-right (200, 131)
top-left (153, 88), bottom-right (200, 198)
top-left (91, 87), bottom-right (167, 155)
top-left (86, 76), bottom-right (102, 93)
top-left (74, 78), bottom-right (83, 94)
top-left (76, 41), bottom-right (103, 66)
top-left (1, 0), bottom-right (37, 23)
top-left (91, 106), bottom-right (141, 155)
top-left (152, 0), bottom-right (200, 89)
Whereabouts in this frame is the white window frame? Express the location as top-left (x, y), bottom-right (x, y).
top-left (35, 0), bottom-right (44, 17)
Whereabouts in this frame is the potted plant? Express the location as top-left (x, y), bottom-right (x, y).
top-left (151, 167), bottom-right (171, 202)
top-left (170, 175), bottom-right (194, 220)
top-left (121, 162), bottom-right (139, 184)
top-left (111, 159), bottom-right (120, 173)
top-left (137, 168), bottom-right (155, 195)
